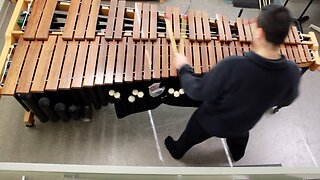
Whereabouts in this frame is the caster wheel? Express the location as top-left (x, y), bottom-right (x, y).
top-left (26, 123), bottom-right (35, 128)
top-left (272, 107), bottom-right (280, 114)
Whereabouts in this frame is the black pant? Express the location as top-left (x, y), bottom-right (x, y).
top-left (171, 113), bottom-right (249, 161)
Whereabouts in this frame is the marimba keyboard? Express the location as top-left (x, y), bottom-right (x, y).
top-left (0, 0), bottom-right (319, 125)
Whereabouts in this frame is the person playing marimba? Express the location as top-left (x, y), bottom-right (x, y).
top-left (165, 5), bottom-right (301, 161)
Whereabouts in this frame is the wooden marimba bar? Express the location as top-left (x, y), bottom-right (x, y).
top-left (0, 0), bottom-right (319, 125)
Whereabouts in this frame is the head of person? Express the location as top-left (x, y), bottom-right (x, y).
top-left (253, 5), bottom-right (292, 50)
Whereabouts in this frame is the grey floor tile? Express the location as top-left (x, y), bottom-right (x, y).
top-left (234, 71), bottom-right (320, 167)
top-left (0, 1), bottom-right (14, 52)
top-left (0, 100), bottom-right (162, 166)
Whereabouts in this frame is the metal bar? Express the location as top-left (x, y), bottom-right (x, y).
top-left (298, 0), bottom-right (314, 20)
top-left (237, 9), bottom-right (243, 17)
top-left (21, 0), bottom-right (33, 30)
top-left (14, 94), bottom-right (30, 112)
top-left (0, 45), bottom-right (15, 86)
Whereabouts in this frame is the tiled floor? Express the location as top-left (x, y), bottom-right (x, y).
top-left (0, 0), bottom-right (319, 167)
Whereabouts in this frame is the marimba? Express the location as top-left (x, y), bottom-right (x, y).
top-left (0, 0), bottom-right (319, 126)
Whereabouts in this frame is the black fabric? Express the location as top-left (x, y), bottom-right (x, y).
top-left (226, 133), bottom-right (249, 161)
top-left (165, 111), bottom-right (212, 159)
top-left (114, 79), bottom-right (202, 118)
top-left (114, 96), bottom-right (162, 118)
top-left (165, 111), bottom-right (249, 160)
top-left (232, 0), bottom-right (279, 9)
top-left (179, 51), bottom-right (300, 137)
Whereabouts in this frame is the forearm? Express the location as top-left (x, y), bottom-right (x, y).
top-left (178, 65), bottom-right (204, 101)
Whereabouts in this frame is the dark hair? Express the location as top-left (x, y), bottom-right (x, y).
top-left (257, 5), bottom-right (292, 46)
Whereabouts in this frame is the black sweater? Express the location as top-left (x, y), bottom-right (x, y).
top-left (179, 51), bottom-right (301, 138)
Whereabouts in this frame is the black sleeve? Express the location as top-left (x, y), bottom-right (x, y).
top-left (278, 86), bottom-right (299, 107)
top-left (278, 66), bottom-right (301, 107)
top-left (178, 60), bottom-right (233, 101)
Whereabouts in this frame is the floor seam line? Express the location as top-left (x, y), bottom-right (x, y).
top-left (148, 110), bottom-right (165, 166)
top-left (298, 128), bottom-right (318, 167)
top-left (221, 138), bottom-right (234, 167)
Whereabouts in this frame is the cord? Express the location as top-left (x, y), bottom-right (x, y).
top-left (184, 0), bottom-right (192, 15)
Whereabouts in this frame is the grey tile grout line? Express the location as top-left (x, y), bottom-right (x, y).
top-left (147, 110), bottom-right (165, 166)
top-left (221, 138), bottom-right (234, 167)
top-left (298, 128), bottom-right (318, 167)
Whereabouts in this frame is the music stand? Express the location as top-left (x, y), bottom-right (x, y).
top-left (283, 0), bottom-right (314, 33)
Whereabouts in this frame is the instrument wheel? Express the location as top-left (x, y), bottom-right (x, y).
top-left (272, 107), bottom-right (280, 114)
top-left (26, 123), bottom-right (35, 128)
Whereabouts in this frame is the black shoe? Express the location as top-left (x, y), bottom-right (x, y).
top-left (165, 136), bottom-right (182, 159)
top-left (226, 139), bottom-right (245, 162)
